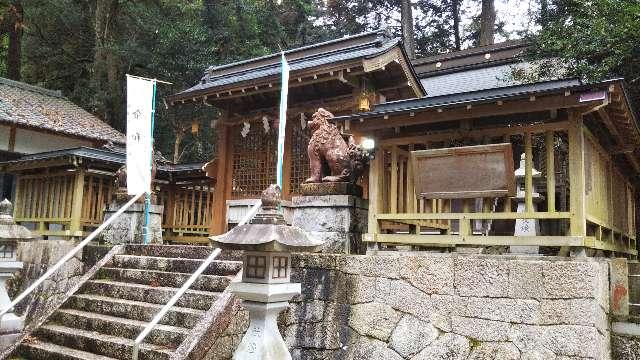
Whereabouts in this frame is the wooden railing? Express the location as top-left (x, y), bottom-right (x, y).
top-left (366, 114), bottom-right (637, 257)
top-left (158, 181), bottom-right (215, 244)
top-left (13, 169), bottom-right (114, 238)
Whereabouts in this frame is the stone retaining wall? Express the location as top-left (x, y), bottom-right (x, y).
top-left (8, 240), bottom-right (85, 327)
top-left (207, 253), bottom-right (613, 360)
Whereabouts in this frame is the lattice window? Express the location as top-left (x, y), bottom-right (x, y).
top-left (245, 255), bottom-right (267, 279)
top-left (272, 256), bottom-right (288, 279)
top-left (231, 123), bottom-right (277, 198)
top-left (291, 119), bottom-right (311, 195)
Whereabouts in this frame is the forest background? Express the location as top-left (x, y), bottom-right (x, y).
top-left (0, 0), bottom-right (636, 163)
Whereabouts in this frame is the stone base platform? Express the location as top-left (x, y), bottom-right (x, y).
top-left (100, 202), bottom-right (163, 245)
top-left (300, 182), bottom-right (363, 197)
top-left (287, 195), bottom-right (368, 254)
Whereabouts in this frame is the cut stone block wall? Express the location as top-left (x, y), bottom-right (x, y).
top-left (207, 253), bottom-right (613, 360)
top-left (8, 240), bottom-right (85, 327)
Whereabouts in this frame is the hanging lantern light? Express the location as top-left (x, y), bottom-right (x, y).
top-left (191, 120), bottom-right (200, 134)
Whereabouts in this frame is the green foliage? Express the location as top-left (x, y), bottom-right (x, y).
top-left (528, 0), bottom-right (640, 105)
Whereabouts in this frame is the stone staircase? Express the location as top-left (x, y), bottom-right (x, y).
top-left (7, 245), bottom-right (241, 360)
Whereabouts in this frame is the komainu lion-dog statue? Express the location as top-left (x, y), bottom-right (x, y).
top-left (304, 108), bottom-right (368, 184)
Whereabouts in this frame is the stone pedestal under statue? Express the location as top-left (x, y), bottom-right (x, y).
top-left (289, 184), bottom-right (368, 254)
top-left (100, 200), bottom-right (163, 245)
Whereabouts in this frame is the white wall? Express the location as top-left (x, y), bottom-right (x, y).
top-left (0, 124), bottom-right (10, 151)
top-left (13, 128), bottom-right (93, 154)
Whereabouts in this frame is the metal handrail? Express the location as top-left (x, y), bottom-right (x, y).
top-left (0, 192), bottom-right (145, 320)
top-left (132, 199), bottom-right (261, 360)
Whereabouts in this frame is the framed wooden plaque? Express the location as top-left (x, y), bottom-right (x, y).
top-left (411, 143), bottom-right (516, 199)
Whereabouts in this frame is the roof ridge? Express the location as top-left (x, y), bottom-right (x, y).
top-left (206, 29), bottom-right (389, 74)
top-left (413, 39), bottom-right (528, 65)
top-left (0, 77), bottom-right (64, 98)
top-left (205, 40), bottom-right (386, 81)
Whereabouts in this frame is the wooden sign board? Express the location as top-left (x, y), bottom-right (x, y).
top-left (411, 143), bottom-right (516, 199)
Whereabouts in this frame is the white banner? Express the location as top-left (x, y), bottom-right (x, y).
top-left (276, 53), bottom-right (290, 189)
top-left (126, 75), bottom-right (155, 195)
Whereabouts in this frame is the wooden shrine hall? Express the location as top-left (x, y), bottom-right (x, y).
top-left (167, 29), bottom-right (424, 235)
top-left (169, 31), bottom-right (640, 257)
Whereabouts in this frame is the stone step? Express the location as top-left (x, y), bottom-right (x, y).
top-left (33, 324), bottom-right (173, 360)
top-left (63, 294), bottom-right (204, 329)
top-left (50, 309), bottom-right (188, 347)
top-left (96, 267), bottom-right (232, 293)
top-left (630, 303), bottom-right (640, 317)
top-left (111, 255), bottom-right (242, 276)
top-left (123, 244), bottom-right (242, 261)
top-left (18, 341), bottom-right (119, 360)
top-left (123, 245), bottom-right (213, 260)
top-left (80, 279), bottom-right (219, 311)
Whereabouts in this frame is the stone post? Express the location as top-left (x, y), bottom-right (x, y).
top-left (100, 193), bottom-right (163, 245)
top-left (289, 183), bottom-right (368, 254)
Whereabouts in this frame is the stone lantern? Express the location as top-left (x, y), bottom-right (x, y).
top-left (0, 199), bottom-right (35, 347)
top-left (511, 153), bottom-right (544, 254)
top-left (211, 185), bottom-right (322, 360)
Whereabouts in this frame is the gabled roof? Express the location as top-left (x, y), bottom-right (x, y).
top-left (0, 78), bottom-right (125, 144)
top-left (168, 29), bottom-right (425, 104)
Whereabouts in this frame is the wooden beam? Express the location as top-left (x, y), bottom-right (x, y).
top-left (353, 93), bottom-right (587, 132)
top-left (369, 234), bottom-right (586, 247)
top-left (378, 120), bottom-right (569, 146)
top-left (546, 131), bottom-right (556, 212)
top-left (375, 211), bottom-right (571, 220)
top-left (568, 111), bottom-right (587, 237)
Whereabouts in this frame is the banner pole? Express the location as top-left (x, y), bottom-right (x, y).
top-left (143, 80), bottom-right (157, 245)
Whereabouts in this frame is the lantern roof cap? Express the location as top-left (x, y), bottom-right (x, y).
top-left (210, 185), bottom-right (323, 252)
top-left (0, 199), bottom-right (37, 241)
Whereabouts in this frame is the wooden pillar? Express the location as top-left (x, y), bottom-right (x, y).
top-left (390, 146), bottom-right (398, 214)
top-left (406, 145), bottom-right (415, 213)
top-left (212, 121), bottom-right (231, 235)
top-left (524, 131), bottom-right (534, 213)
top-left (367, 147), bottom-right (384, 237)
top-left (8, 125), bottom-right (16, 152)
top-left (545, 131), bottom-right (556, 212)
top-left (568, 111), bottom-right (587, 238)
top-left (69, 167), bottom-right (86, 235)
top-left (282, 117), bottom-right (294, 200)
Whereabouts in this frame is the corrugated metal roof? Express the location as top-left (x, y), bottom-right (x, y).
top-left (0, 78), bottom-right (125, 144)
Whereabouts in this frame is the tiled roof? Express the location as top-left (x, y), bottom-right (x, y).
top-left (0, 78), bottom-right (125, 144)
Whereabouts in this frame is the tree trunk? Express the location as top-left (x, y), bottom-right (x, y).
top-left (173, 127), bottom-right (185, 163)
top-left (479, 0), bottom-right (496, 46)
top-left (400, 0), bottom-right (415, 59)
top-left (92, 0), bottom-right (119, 126)
top-left (6, 1), bottom-right (23, 81)
top-left (452, 0), bottom-right (461, 51)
